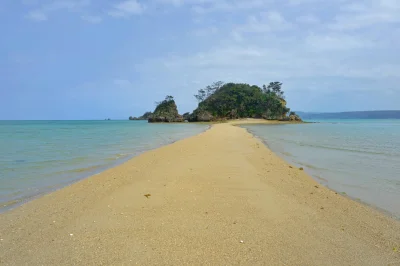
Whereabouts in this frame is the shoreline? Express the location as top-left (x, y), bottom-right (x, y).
top-left (1, 119), bottom-right (399, 265)
top-left (0, 123), bottom-right (211, 214)
top-left (237, 122), bottom-right (400, 221)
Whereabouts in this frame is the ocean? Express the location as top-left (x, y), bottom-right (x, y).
top-left (241, 119), bottom-right (400, 218)
top-left (0, 120), bottom-right (208, 211)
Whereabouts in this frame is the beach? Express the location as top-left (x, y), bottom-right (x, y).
top-left (0, 120), bottom-right (399, 265)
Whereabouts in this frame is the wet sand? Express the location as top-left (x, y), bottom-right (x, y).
top-left (0, 119), bottom-right (399, 265)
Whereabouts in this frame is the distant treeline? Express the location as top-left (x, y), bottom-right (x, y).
top-left (297, 111), bottom-right (400, 119)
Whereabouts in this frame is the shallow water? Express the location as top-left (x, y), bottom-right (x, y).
top-left (242, 119), bottom-right (400, 218)
top-left (0, 120), bottom-right (208, 211)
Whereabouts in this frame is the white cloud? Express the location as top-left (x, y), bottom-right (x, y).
top-left (330, 0), bottom-right (400, 30)
top-left (18, 0), bottom-right (400, 111)
top-left (305, 34), bottom-right (375, 51)
top-left (236, 11), bottom-right (293, 34)
top-left (135, 41), bottom-right (400, 99)
top-left (25, 0), bottom-right (90, 21)
top-left (81, 15), bottom-right (102, 23)
top-left (108, 0), bottom-right (144, 17)
top-left (132, 1), bottom-right (400, 96)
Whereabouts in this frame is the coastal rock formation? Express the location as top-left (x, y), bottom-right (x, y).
top-left (289, 112), bottom-right (302, 121)
top-left (289, 115), bottom-right (302, 121)
top-left (148, 96), bottom-right (183, 123)
top-left (278, 113), bottom-right (302, 122)
top-left (188, 108), bottom-right (214, 122)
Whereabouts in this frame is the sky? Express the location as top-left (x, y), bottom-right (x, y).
top-left (1, 0), bottom-right (400, 119)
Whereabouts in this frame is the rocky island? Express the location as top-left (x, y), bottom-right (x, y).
top-left (130, 81), bottom-right (302, 123)
top-left (147, 95), bottom-right (184, 123)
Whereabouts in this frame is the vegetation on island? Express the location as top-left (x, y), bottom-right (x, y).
top-left (190, 81), bottom-right (301, 122)
top-left (130, 81), bottom-right (302, 123)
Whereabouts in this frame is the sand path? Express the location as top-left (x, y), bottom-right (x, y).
top-left (1, 121), bottom-right (399, 265)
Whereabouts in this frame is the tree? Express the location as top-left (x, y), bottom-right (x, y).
top-left (267, 82), bottom-right (284, 98)
top-left (194, 89), bottom-right (207, 102)
top-left (155, 95), bottom-right (175, 106)
top-left (262, 84), bottom-right (271, 94)
top-left (194, 81), bottom-right (224, 102)
top-left (205, 81), bottom-right (224, 96)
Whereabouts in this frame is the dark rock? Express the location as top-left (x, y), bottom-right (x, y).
top-left (189, 108), bottom-right (214, 122)
top-left (197, 111), bottom-right (213, 122)
top-left (280, 114), bottom-right (302, 122)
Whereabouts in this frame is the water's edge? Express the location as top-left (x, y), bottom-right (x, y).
top-left (239, 125), bottom-right (400, 221)
top-left (1, 124), bottom-right (211, 214)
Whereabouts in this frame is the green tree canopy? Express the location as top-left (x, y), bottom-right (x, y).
top-left (191, 81), bottom-right (291, 120)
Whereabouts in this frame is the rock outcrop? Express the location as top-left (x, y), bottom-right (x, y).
top-left (289, 114), bottom-right (302, 121)
top-left (148, 96), bottom-right (183, 123)
top-left (277, 112), bottom-right (302, 122)
top-left (189, 108), bottom-right (214, 122)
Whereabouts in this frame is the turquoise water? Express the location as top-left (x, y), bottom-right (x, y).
top-left (0, 120), bottom-right (208, 211)
top-left (242, 120), bottom-right (400, 218)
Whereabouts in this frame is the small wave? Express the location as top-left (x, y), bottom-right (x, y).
top-left (115, 153), bottom-right (131, 158)
top-left (53, 165), bottom-right (104, 175)
top-left (301, 163), bottom-right (328, 171)
top-left (75, 164), bottom-right (106, 173)
top-left (314, 175), bottom-right (329, 183)
top-left (1, 199), bottom-right (21, 208)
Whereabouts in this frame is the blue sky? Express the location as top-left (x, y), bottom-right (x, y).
top-left (1, 0), bottom-right (399, 119)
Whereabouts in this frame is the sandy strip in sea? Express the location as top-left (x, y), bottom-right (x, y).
top-left (0, 119), bottom-right (399, 265)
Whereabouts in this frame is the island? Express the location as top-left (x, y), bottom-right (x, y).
top-left (130, 81), bottom-right (302, 123)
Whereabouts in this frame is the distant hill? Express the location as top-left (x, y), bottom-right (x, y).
top-left (296, 110), bottom-right (400, 119)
